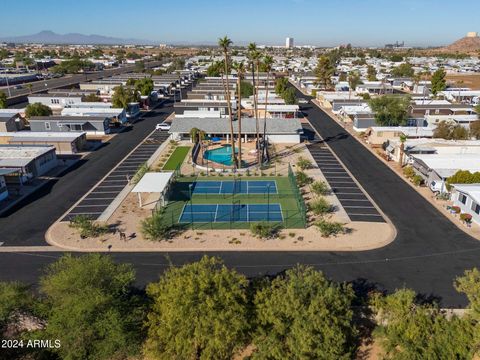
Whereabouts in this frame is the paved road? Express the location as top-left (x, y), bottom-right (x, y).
top-left (2, 88), bottom-right (480, 307)
top-left (0, 102), bottom-right (173, 245)
top-left (1, 60), bottom-right (163, 103)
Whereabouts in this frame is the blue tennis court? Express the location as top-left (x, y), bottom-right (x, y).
top-left (191, 180), bottom-right (278, 195)
top-left (179, 203), bottom-right (283, 223)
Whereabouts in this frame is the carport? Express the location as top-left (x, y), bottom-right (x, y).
top-left (132, 172), bottom-right (174, 208)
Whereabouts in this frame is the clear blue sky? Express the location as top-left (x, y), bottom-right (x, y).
top-left (1, 0), bottom-right (478, 46)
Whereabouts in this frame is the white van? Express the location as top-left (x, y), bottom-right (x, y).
top-left (429, 180), bottom-right (446, 193)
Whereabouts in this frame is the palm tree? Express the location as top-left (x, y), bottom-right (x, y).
top-left (247, 43), bottom-right (261, 165)
top-left (232, 61), bottom-right (245, 168)
top-left (218, 36), bottom-right (237, 169)
top-left (261, 55), bottom-right (274, 163)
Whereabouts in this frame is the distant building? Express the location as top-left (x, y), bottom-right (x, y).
top-left (466, 32), bottom-right (478, 38)
top-left (286, 37), bottom-right (294, 49)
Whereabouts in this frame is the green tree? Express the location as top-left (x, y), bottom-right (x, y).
top-left (252, 266), bottom-right (357, 359)
top-left (0, 282), bottom-right (35, 331)
top-left (282, 87), bottom-right (297, 105)
top-left (144, 256), bottom-right (249, 360)
top-left (39, 254), bottom-right (145, 360)
top-left (25, 102), bottom-right (53, 118)
top-left (206, 60), bottom-right (224, 77)
top-left (314, 55), bottom-right (335, 89)
top-left (347, 71), bottom-right (362, 99)
top-left (111, 84), bottom-right (139, 109)
top-left (0, 92), bottom-right (7, 108)
top-left (431, 68), bottom-right (447, 96)
top-left (433, 120), bottom-right (470, 140)
top-left (446, 170), bottom-right (480, 190)
top-left (368, 95), bottom-right (410, 126)
top-left (471, 120), bottom-right (480, 140)
top-left (391, 63), bottom-right (415, 77)
top-left (367, 65), bottom-right (377, 81)
top-left (240, 80), bottom-right (253, 98)
top-left (135, 77), bottom-right (154, 96)
top-left (275, 77), bottom-right (289, 96)
top-left (83, 93), bottom-right (102, 102)
top-left (372, 288), bottom-right (474, 359)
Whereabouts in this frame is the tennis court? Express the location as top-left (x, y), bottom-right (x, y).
top-left (191, 180), bottom-right (278, 195)
top-left (179, 203), bottom-right (283, 223)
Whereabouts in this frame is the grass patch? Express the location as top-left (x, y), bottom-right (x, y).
top-left (162, 146), bottom-right (190, 171)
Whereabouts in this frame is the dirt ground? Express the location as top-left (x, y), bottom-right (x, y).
top-left (447, 74), bottom-right (480, 90)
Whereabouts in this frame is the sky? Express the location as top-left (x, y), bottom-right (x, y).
top-left (1, 0), bottom-right (478, 47)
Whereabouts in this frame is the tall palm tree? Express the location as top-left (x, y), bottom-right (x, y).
top-left (247, 43), bottom-right (261, 165)
top-left (261, 55), bottom-right (274, 163)
top-left (218, 36), bottom-right (237, 169)
top-left (399, 133), bottom-right (407, 167)
top-left (232, 61), bottom-right (245, 168)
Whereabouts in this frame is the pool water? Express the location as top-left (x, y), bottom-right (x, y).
top-left (204, 145), bottom-right (239, 166)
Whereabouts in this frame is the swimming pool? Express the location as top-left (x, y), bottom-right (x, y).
top-left (204, 145), bottom-right (238, 166)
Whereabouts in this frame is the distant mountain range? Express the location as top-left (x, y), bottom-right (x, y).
top-left (0, 30), bottom-right (155, 45)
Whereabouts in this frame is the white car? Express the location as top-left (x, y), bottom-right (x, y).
top-left (298, 98), bottom-right (309, 104)
top-left (156, 123), bottom-right (171, 131)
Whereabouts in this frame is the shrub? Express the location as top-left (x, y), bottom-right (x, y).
top-left (309, 197), bottom-right (333, 215)
top-left (296, 171), bottom-right (313, 187)
top-left (311, 181), bottom-right (330, 196)
top-left (460, 213), bottom-right (472, 223)
top-left (451, 206), bottom-right (461, 214)
top-left (141, 211), bottom-right (171, 241)
top-left (296, 157), bottom-right (312, 170)
top-left (315, 219), bottom-right (346, 237)
top-left (412, 174), bottom-right (424, 186)
top-left (69, 215), bottom-right (109, 238)
top-left (403, 166), bottom-right (415, 179)
top-left (250, 222), bottom-right (279, 239)
top-left (131, 162), bottom-right (150, 184)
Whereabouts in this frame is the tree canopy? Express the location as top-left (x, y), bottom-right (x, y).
top-left (471, 120), bottom-right (480, 140)
top-left (144, 256), bottom-right (249, 360)
top-left (282, 87), bottom-right (297, 105)
top-left (51, 58), bottom-right (94, 74)
top-left (368, 95), bottom-right (410, 126)
top-left (111, 84), bottom-right (139, 109)
top-left (391, 63), bottom-right (415, 77)
top-left (431, 68), bottom-right (447, 96)
top-left (314, 55), bottom-right (335, 89)
top-left (433, 120), bottom-right (469, 140)
top-left (252, 265), bottom-right (357, 359)
top-left (25, 102), bottom-right (53, 118)
top-left (371, 288), bottom-right (474, 359)
top-left (39, 254), bottom-right (145, 360)
top-left (135, 78), bottom-right (154, 96)
top-left (0, 92), bottom-right (7, 108)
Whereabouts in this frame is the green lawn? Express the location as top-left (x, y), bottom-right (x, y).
top-left (160, 176), bottom-right (306, 230)
top-left (162, 146), bottom-right (191, 171)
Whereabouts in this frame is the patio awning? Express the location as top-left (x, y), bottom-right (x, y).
top-left (132, 172), bottom-right (174, 193)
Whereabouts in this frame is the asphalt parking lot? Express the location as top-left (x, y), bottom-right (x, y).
top-left (62, 129), bottom-right (170, 221)
top-left (308, 142), bottom-right (384, 222)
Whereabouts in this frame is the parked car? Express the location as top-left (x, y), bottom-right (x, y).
top-left (156, 123), bottom-right (171, 131)
top-left (429, 179), bottom-right (446, 193)
top-left (298, 98), bottom-right (309, 104)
